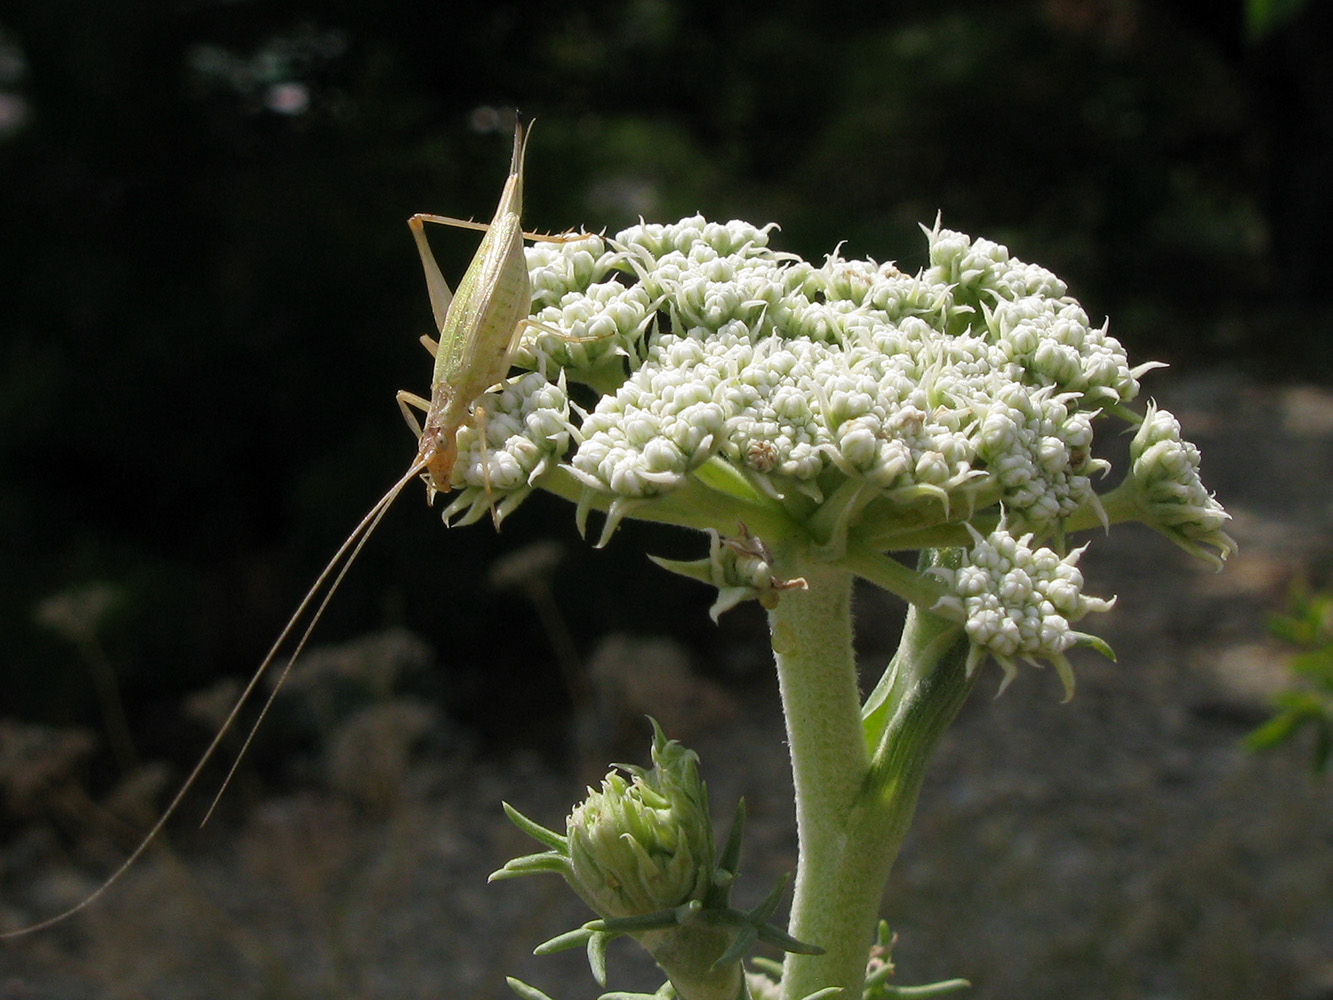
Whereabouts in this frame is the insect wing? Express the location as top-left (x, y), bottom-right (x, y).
top-left (432, 204), bottom-right (528, 401)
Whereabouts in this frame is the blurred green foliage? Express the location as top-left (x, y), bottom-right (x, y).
top-left (0, 0), bottom-right (1329, 764)
top-left (1245, 0), bottom-right (1312, 38)
top-left (1248, 583), bottom-right (1333, 772)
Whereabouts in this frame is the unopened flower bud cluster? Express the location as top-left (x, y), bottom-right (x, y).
top-left (465, 215), bottom-right (1153, 536)
top-left (1123, 402), bottom-right (1235, 568)
top-left (441, 371), bottom-right (575, 525)
top-left (931, 523), bottom-right (1114, 698)
top-left (565, 731), bottom-right (714, 920)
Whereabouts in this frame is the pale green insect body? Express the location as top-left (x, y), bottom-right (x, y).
top-left (412, 121), bottom-right (533, 492)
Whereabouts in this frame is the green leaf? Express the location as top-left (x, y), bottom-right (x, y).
top-left (503, 801), bottom-right (569, 852)
top-left (597, 903), bottom-right (696, 934)
top-left (1245, 712), bottom-right (1304, 751)
top-left (879, 980), bottom-right (971, 998)
top-left (507, 977), bottom-right (558, 1000)
top-left (1287, 648), bottom-right (1333, 684)
top-left (693, 455), bottom-right (767, 505)
top-left (534, 925), bottom-right (597, 955)
top-left (711, 925), bottom-right (757, 970)
top-left (488, 851), bottom-right (569, 881)
top-left (598, 987), bottom-right (676, 1000)
top-left (709, 798), bottom-right (747, 906)
top-left (589, 928), bottom-right (610, 987)
top-left (1071, 630), bottom-right (1115, 662)
top-left (746, 872), bottom-right (789, 925)
top-left (755, 922), bottom-right (823, 956)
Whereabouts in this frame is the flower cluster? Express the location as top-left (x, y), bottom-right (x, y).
top-left (422, 213), bottom-right (1227, 690)
top-left (484, 217), bottom-right (1154, 533)
top-left (930, 523), bottom-right (1115, 699)
top-left (440, 370), bottom-right (575, 525)
top-left (564, 730), bottom-right (714, 919)
top-left (492, 725), bottom-right (819, 1000)
top-left (1120, 402), bottom-right (1236, 569)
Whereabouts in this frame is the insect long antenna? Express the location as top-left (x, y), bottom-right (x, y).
top-left (0, 459), bottom-right (428, 938)
top-left (198, 460), bottom-right (425, 824)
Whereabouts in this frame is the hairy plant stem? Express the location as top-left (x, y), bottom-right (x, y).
top-left (768, 548), bottom-right (975, 1000)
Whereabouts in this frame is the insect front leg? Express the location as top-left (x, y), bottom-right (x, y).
top-left (396, 390), bottom-right (431, 439)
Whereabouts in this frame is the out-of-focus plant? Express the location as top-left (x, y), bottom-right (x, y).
top-left (1245, 0), bottom-right (1312, 39)
top-left (1246, 582), bottom-right (1333, 772)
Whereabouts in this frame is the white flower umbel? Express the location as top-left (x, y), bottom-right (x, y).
top-left (458, 213), bottom-right (1231, 1000)
top-left (460, 215), bottom-right (1181, 559)
top-left (930, 522), bottom-right (1115, 700)
top-left (439, 370), bottom-right (576, 527)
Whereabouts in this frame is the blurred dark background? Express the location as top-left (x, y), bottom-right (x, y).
top-left (1, 0), bottom-right (1330, 809)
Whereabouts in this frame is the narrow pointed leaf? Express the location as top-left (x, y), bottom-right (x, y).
top-left (502, 801), bottom-right (569, 852)
top-left (881, 979), bottom-right (970, 998)
top-left (755, 922), bottom-right (824, 955)
top-left (534, 925), bottom-right (596, 955)
top-left (488, 851), bottom-right (569, 881)
top-left (747, 872), bottom-right (789, 924)
top-left (710, 925), bottom-right (756, 970)
top-left (715, 798), bottom-right (746, 881)
top-left (507, 977), bottom-right (558, 1000)
top-left (597, 906), bottom-right (687, 934)
top-left (588, 929), bottom-right (609, 987)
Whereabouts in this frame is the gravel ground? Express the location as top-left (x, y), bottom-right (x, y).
top-left (3, 369), bottom-right (1332, 1000)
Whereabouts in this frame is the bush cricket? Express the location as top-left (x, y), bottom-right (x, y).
top-left (2, 117), bottom-right (583, 936)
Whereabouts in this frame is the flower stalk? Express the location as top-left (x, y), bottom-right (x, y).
top-left (766, 552), bottom-right (977, 1000)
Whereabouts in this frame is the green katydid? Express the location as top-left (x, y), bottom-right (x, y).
top-left (1, 118), bottom-right (586, 936)
top-left (398, 117), bottom-right (585, 503)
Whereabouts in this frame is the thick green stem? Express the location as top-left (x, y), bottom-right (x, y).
top-left (640, 924), bottom-right (748, 1000)
top-left (768, 549), bottom-right (976, 1000)
top-left (767, 555), bottom-right (873, 1000)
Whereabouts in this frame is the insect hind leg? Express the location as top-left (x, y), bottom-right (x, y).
top-left (522, 317), bottom-right (618, 344)
top-left (411, 213), bottom-right (597, 244)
